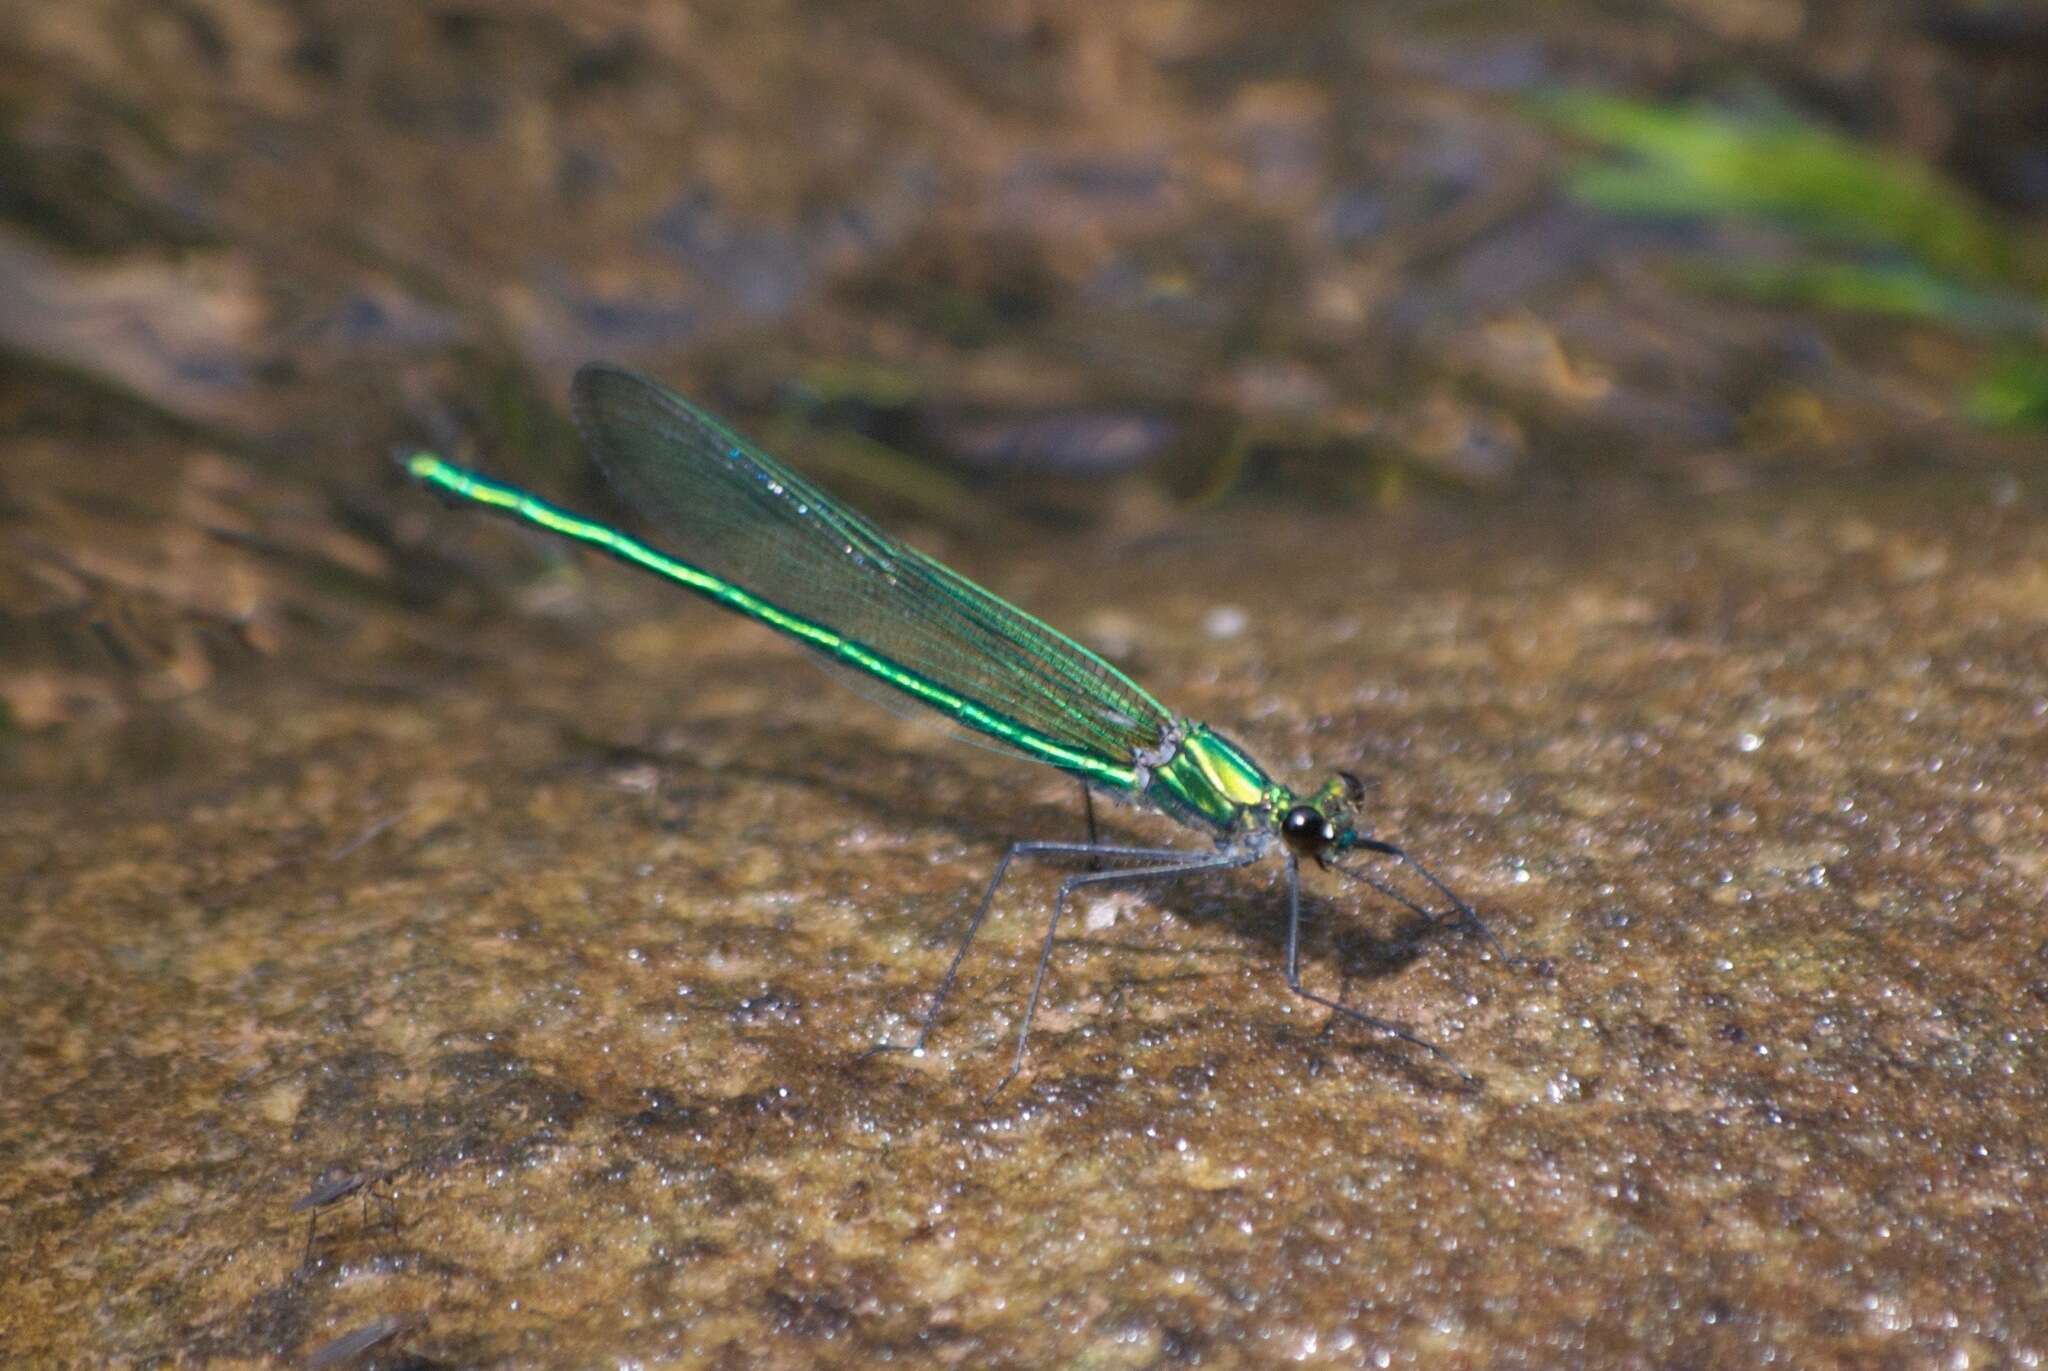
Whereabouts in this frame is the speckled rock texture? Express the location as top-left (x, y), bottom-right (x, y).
top-left (4, 475), bottom-right (2043, 1368)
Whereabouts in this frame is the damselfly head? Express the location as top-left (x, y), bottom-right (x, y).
top-left (1280, 771), bottom-right (1368, 861)
top-left (1278, 773), bottom-right (1353, 856)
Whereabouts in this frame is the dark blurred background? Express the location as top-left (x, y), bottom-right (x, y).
top-left (2, 0), bottom-right (2044, 729)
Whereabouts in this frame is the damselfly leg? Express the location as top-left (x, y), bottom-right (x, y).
top-left (870, 840), bottom-right (1256, 1087)
top-left (1078, 782), bottom-right (1102, 870)
top-left (1283, 855), bottom-right (1477, 1085)
top-left (998, 849), bottom-right (1259, 1092)
top-left (1344, 836), bottom-right (1513, 963)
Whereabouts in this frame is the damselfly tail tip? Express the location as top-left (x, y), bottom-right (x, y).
top-left (394, 448), bottom-right (446, 482)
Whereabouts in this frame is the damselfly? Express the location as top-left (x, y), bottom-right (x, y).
top-left (404, 366), bottom-right (1506, 1087)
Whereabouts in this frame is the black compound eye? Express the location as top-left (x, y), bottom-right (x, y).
top-left (1281, 805), bottom-right (1334, 855)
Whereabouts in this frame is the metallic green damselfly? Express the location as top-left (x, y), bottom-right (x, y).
top-left (404, 365), bottom-right (1505, 1087)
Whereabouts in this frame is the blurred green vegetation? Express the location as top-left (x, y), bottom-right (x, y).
top-left (774, 360), bottom-right (993, 525)
top-left (1696, 260), bottom-right (2032, 330)
top-left (1544, 93), bottom-right (2019, 280)
top-left (1967, 348), bottom-right (2048, 428)
top-left (1541, 92), bottom-right (2048, 430)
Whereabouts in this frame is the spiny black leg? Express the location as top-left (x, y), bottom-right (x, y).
top-left (1282, 855), bottom-right (1476, 1085)
top-left (996, 851), bottom-right (1257, 1094)
top-left (1349, 837), bottom-right (1513, 963)
top-left (865, 840), bottom-right (1200, 1061)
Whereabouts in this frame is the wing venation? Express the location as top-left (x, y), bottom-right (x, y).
top-left (570, 365), bottom-right (1172, 767)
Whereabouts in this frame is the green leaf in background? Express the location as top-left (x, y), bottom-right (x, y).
top-left (1965, 348), bottom-right (2048, 428)
top-left (791, 358), bottom-right (925, 411)
top-left (1697, 260), bottom-right (2041, 331)
top-left (1540, 91), bottom-right (2048, 429)
top-left (1539, 92), bottom-right (2019, 286)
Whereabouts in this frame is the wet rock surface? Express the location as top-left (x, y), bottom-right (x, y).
top-left (4, 471), bottom-right (2044, 1367)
